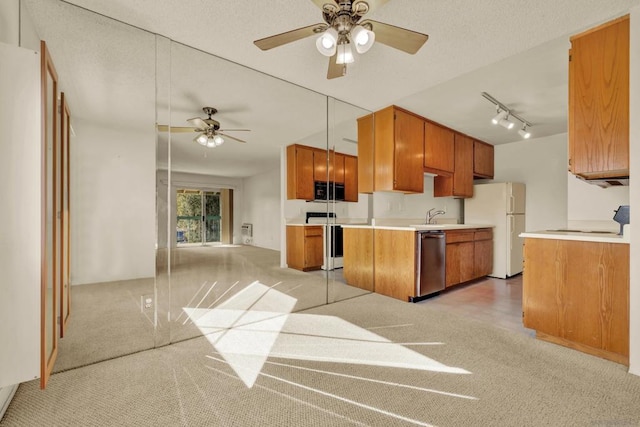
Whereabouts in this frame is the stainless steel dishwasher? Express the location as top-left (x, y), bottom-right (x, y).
top-left (411, 230), bottom-right (446, 302)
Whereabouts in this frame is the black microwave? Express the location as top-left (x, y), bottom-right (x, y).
top-left (314, 181), bottom-right (345, 201)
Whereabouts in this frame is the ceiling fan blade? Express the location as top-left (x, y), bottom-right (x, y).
top-left (156, 125), bottom-right (197, 133)
top-left (327, 53), bottom-right (346, 79)
top-left (219, 129), bottom-right (251, 132)
top-left (187, 117), bottom-right (209, 130)
top-left (218, 132), bottom-right (247, 144)
top-left (254, 23), bottom-right (327, 50)
top-left (361, 19), bottom-right (429, 54)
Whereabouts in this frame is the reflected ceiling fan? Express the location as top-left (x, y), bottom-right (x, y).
top-left (156, 107), bottom-right (249, 148)
top-left (253, 0), bottom-right (429, 79)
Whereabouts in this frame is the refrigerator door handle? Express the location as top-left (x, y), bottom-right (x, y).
top-left (507, 216), bottom-right (516, 252)
top-left (509, 195), bottom-right (515, 214)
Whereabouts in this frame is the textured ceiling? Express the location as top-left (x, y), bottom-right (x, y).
top-left (23, 0), bottom-right (639, 177)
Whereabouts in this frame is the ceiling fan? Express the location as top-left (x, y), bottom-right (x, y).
top-left (253, 0), bottom-right (429, 79)
top-left (156, 107), bottom-right (250, 148)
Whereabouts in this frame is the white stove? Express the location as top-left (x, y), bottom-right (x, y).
top-left (306, 212), bottom-right (343, 271)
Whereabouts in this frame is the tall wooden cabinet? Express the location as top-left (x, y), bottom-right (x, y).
top-left (569, 15), bottom-right (629, 179)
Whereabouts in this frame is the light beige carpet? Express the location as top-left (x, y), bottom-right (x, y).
top-left (55, 245), bottom-right (367, 372)
top-left (4, 292), bottom-right (640, 426)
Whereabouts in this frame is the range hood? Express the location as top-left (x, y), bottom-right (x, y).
top-left (577, 176), bottom-right (629, 188)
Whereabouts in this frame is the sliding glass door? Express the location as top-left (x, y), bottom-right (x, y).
top-left (176, 189), bottom-right (221, 245)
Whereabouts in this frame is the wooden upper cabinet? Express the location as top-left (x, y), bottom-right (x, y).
top-left (473, 140), bottom-right (494, 179)
top-left (333, 152), bottom-right (345, 184)
top-left (287, 144), bottom-right (315, 200)
top-left (344, 155), bottom-right (358, 202)
top-left (357, 113), bottom-right (374, 194)
top-left (424, 121), bottom-right (454, 176)
top-left (374, 106), bottom-right (424, 193)
top-left (434, 133), bottom-right (473, 198)
top-left (313, 148), bottom-right (330, 182)
top-left (569, 15), bottom-right (629, 179)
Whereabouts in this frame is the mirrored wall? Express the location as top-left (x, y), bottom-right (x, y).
top-left (24, 0), bottom-right (373, 374)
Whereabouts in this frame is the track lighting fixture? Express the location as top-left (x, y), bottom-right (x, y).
top-left (482, 92), bottom-right (532, 139)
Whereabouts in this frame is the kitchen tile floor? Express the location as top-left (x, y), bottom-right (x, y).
top-left (418, 274), bottom-right (534, 337)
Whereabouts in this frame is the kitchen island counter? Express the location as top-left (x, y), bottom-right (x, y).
top-left (521, 227), bottom-right (629, 244)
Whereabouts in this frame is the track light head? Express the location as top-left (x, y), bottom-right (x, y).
top-left (499, 116), bottom-right (515, 130)
top-left (518, 126), bottom-right (531, 139)
top-left (491, 110), bottom-right (507, 125)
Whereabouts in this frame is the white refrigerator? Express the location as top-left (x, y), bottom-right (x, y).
top-left (464, 182), bottom-right (526, 279)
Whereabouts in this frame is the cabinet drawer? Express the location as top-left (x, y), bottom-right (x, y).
top-left (304, 226), bottom-right (323, 237)
top-left (474, 229), bottom-right (493, 241)
top-left (446, 230), bottom-right (474, 243)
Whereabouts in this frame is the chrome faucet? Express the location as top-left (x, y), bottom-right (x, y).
top-left (426, 208), bottom-right (446, 224)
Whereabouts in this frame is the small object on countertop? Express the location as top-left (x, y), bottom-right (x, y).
top-left (613, 205), bottom-right (630, 235)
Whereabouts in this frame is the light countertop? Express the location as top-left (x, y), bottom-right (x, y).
top-left (340, 224), bottom-right (493, 231)
top-left (520, 227), bottom-right (629, 244)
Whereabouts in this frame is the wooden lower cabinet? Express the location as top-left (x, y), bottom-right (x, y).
top-left (445, 228), bottom-right (492, 287)
top-left (286, 225), bottom-right (323, 271)
top-left (342, 228), bottom-right (374, 291)
top-left (446, 241), bottom-right (474, 287)
top-left (522, 238), bottom-right (629, 365)
top-left (374, 229), bottom-right (416, 301)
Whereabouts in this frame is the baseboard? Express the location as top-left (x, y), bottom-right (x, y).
top-left (0, 384), bottom-right (18, 420)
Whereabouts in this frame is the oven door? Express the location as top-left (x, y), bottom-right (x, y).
top-left (322, 225), bottom-right (343, 270)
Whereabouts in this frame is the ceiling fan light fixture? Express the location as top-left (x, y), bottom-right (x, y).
top-left (316, 27), bottom-right (338, 56)
top-left (351, 25), bottom-right (375, 54)
top-left (336, 42), bottom-right (354, 64)
top-left (213, 134), bottom-right (225, 146)
top-left (195, 134), bottom-right (208, 146)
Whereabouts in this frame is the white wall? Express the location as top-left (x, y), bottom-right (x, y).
top-left (567, 173), bottom-right (629, 228)
top-left (492, 133), bottom-right (568, 232)
top-left (72, 119), bottom-right (155, 285)
top-left (629, 5), bottom-right (639, 376)
top-left (0, 42), bottom-right (40, 389)
top-left (243, 168), bottom-right (281, 250)
top-left (0, 0), bottom-right (19, 45)
top-left (372, 175), bottom-right (463, 222)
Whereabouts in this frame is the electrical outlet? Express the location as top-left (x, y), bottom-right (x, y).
top-left (142, 295), bottom-right (153, 311)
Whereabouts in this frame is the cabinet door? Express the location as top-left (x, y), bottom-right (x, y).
top-left (393, 109), bottom-right (424, 193)
top-left (304, 226), bottom-right (323, 269)
top-left (344, 155), bottom-right (358, 202)
top-left (333, 153), bottom-right (345, 184)
top-left (313, 148), bottom-right (330, 182)
top-left (569, 16), bottom-right (629, 178)
top-left (473, 140), bottom-right (494, 179)
top-left (434, 133), bottom-right (473, 198)
top-left (474, 239), bottom-right (493, 278)
top-left (453, 134), bottom-right (474, 197)
top-left (424, 121), bottom-right (454, 175)
top-left (343, 228), bottom-right (373, 291)
top-left (357, 114), bottom-right (374, 194)
top-left (287, 145), bottom-right (314, 200)
top-left (445, 241), bottom-right (474, 287)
